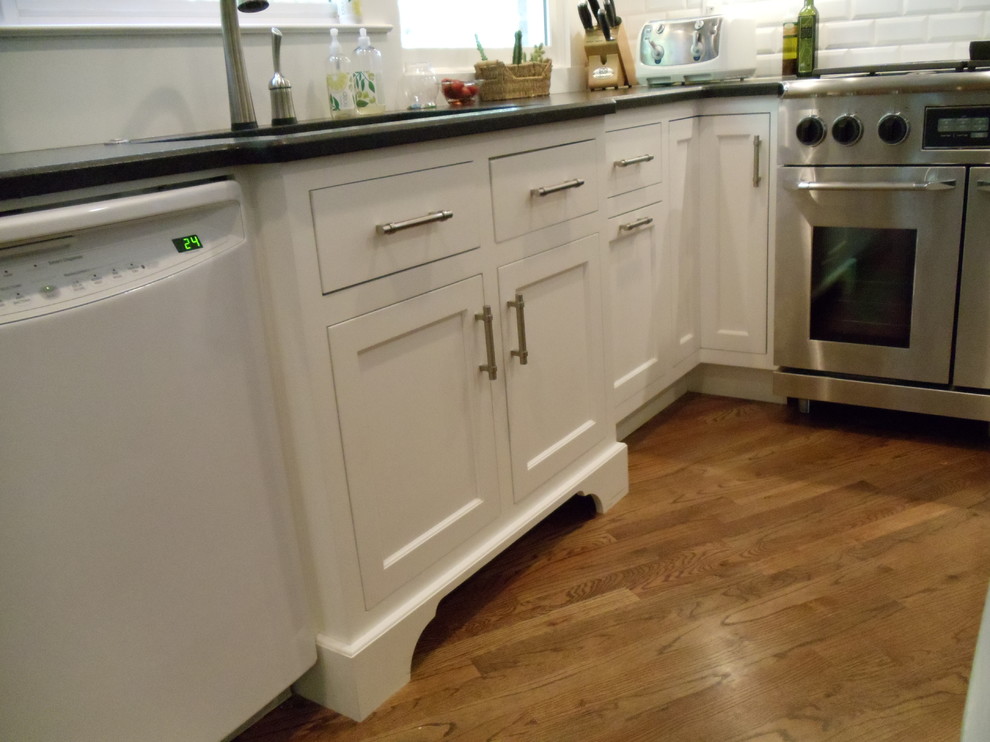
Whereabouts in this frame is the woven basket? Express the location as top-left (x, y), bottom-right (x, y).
top-left (473, 60), bottom-right (552, 101)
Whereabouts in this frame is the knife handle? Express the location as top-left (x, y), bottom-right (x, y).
top-left (604, 0), bottom-right (618, 27)
top-left (597, 8), bottom-right (611, 40)
top-left (577, 2), bottom-right (594, 31)
top-left (587, 0), bottom-right (601, 19)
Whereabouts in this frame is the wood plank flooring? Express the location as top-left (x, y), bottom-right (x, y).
top-left (237, 393), bottom-right (990, 741)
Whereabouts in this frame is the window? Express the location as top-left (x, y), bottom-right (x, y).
top-left (396, 0), bottom-right (547, 50)
top-left (396, 0), bottom-right (560, 74)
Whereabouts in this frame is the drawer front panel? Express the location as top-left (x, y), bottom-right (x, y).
top-left (605, 122), bottom-right (663, 198)
top-left (312, 162), bottom-right (478, 294)
top-left (490, 140), bottom-right (599, 243)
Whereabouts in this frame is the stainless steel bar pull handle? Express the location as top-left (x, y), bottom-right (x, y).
top-left (752, 135), bottom-right (762, 187)
top-left (476, 305), bottom-right (497, 381)
top-left (376, 210), bottom-right (453, 235)
top-left (507, 293), bottom-right (529, 364)
top-left (532, 178), bottom-right (585, 197)
top-left (615, 154), bottom-right (655, 168)
top-left (976, 180), bottom-right (990, 192)
top-left (796, 180), bottom-right (956, 192)
top-left (619, 216), bottom-right (654, 232)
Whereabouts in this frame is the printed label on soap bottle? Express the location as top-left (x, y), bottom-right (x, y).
top-left (327, 72), bottom-right (356, 117)
top-left (352, 71), bottom-right (383, 113)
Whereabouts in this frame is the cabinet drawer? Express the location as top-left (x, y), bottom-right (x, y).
top-left (489, 140), bottom-right (599, 243)
top-left (311, 162), bottom-right (478, 294)
top-left (604, 122), bottom-right (663, 198)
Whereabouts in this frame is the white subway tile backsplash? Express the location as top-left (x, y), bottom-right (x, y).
top-left (645, 0), bottom-right (990, 74)
top-left (816, 48), bottom-right (850, 67)
top-left (851, 0), bottom-right (903, 18)
top-left (844, 44), bottom-right (902, 65)
top-left (755, 25), bottom-right (781, 53)
top-left (644, 0), bottom-right (692, 12)
top-left (903, 41), bottom-right (958, 60)
top-left (755, 55), bottom-right (781, 75)
top-left (928, 12), bottom-right (985, 41)
top-left (953, 41), bottom-right (975, 58)
top-left (823, 19), bottom-right (875, 47)
top-left (815, 0), bottom-right (853, 22)
top-left (875, 16), bottom-right (926, 44)
top-left (903, 0), bottom-right (955, 12)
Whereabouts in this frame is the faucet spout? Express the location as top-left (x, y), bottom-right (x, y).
top-left (220, 0), bottom-right (270, 130)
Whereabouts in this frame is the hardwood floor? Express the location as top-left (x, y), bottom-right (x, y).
top-left (237, 393), bottom-right (990, 741)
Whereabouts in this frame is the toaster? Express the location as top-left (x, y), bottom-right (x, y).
top-left (635, 15), bottom-right (756, 85)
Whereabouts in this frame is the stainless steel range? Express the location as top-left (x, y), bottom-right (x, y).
top-left (774, 65), bottom-right (990, 421)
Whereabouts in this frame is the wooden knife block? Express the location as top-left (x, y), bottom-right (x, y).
top-left (583, 21), bottom-right (638, 90)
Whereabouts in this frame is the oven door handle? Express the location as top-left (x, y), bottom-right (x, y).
top-left (795, 179), bottom-right (957, 192)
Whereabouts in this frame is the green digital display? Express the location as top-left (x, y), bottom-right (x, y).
top-left (171, 234), bottom-right (204, 253)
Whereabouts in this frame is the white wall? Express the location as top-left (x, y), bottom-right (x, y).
top-left (0, 5), bottom-right (402, 154)
top-left (2, 0), bottom-right (989, 153)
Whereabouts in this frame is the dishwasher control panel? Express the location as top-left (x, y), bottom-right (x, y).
top-left (0, 200), bottom-right (243, 322)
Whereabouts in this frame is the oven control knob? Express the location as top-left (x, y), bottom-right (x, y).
top-left (878, 113), bottom-right (910, 145)
top-left (831, 114), bottom-right (863, 145)
top-left (795, 116), bottom-right (827, 146)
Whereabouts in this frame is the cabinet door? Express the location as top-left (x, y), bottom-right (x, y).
top-left (607, 202), bottom-right (670, 409)
top-left (955, 167), bottom-right (990, 388)
top-left (327, 276), bottom-right (500, 608)
top-left (699, 113), bottom-right (770, 354)
top-left (667, 116), bottom-right (701, 364)
top-left (498, 235), bottom-right (608, 498)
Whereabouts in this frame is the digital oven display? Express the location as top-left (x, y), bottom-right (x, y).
top-left (937, 116), bottom-right (990, 134)
top-left (925, 106), bottom-right (990, 148)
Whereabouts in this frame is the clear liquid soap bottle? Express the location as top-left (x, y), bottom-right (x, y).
top-left (353, 27), bottom-right (385, 115)
top-left (326, 27), bottom-right (356, 118)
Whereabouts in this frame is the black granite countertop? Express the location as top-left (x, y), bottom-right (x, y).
top-left (0, 79), bottom-right (782, 202)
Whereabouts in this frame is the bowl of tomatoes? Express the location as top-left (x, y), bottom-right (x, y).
top-left (441, 78), bottom-right (481, 107)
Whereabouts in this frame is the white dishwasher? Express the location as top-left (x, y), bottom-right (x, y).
top-left (0, 180), bottom-right (314, 741)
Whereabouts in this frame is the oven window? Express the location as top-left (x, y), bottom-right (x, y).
top-left (809, 227), bottom-right (916, 347)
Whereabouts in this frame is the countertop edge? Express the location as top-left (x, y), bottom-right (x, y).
top-left (0, 80), bottom-right (783, 202)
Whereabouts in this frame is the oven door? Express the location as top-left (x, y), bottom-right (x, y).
top-left (775, 165), bottom-right (966, 384)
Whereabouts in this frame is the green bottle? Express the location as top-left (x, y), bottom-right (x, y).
top-left (796, 0), bottom-right (818, 77)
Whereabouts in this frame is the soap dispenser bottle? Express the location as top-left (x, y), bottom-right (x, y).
top-left (352, 27), bottom-right (385, 115)
top-left (326, 27), bottom-right (356, 118)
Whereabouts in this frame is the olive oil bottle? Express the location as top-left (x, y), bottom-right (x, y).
top-left (796, 0), bottom-right (818, 77)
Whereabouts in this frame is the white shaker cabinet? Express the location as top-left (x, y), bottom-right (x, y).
top-left (698, 111), bottom-right (772, 357)
top-left (498, 235), bottom-right (607, 497)
top-left (602, 112), bottom-right (670, 422)
top-left (243, 118), bottom-right (628, 724)
top-left (487, 134), bottom-right (612, 500)
top-left (611, 98), bottom-right (778, 430)
top-left (606, 202), bottom-right (668, 418)
top-left (326, 275), bottom-right (501, 609)
top-left (667, 114), bottom-right (703, 367)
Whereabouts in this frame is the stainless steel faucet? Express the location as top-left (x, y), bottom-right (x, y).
top-left (220, 0), bottom-right (270, 130)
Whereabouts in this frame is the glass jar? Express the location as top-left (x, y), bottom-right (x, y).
top-left (402, 62), bottom-right (439, 110)
top-left (782, 22), bottom-right (797, 76)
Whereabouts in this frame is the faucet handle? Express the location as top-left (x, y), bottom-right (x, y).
top-left (269, 27), bottom-right (298, 126)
